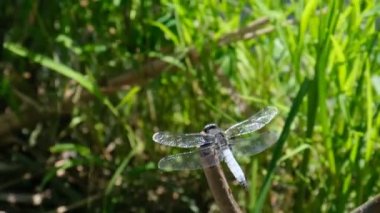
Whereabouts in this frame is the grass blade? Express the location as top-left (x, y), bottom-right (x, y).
top-left (4, 42), bottom-right (118, 116)
top-left (254, 78), bottom-right (310, 213)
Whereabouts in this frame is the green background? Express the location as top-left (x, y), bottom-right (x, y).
top-left (1, 1), bottom-right (379, 212)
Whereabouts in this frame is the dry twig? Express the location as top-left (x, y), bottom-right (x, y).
top-left (352, 194), bottom-right (380, 213)
top-left (200, 143), bottom-right (242, 213)
top-left (0, 16), bottom-right (284, 137)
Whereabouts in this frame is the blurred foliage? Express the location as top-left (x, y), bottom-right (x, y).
top-left (0, 0), bottom-right (380, 212)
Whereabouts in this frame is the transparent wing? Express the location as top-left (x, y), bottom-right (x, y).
top-left (229, 132), bottom-right (278, 157)
top-left (153, 132), bottom-right (214, 148)
top-left (158, 145), bottom-right (222, 171)
top-left (225, 106), bottom-right (278, 138)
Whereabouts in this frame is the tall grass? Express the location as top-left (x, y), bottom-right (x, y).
top-left (1, 0), bottom-right (379, 212)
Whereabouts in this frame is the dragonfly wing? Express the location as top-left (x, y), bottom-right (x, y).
top-left (153, 132), bottom-right (213, 148)
top-left (229, 132), bottom-right (278, 157)
top-left (158, 145), bottom-right (222, 171)
top-left (225, 106), bottom-right (278, 138)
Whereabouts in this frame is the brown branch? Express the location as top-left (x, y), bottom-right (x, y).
top-left (0, 16), bottom-right (286, 137)
top-left (106, 48), bottom-right (199, 90)
top-left (0, 107), bottom-right (57, 137)
top-left (106, 16), bottom-right (277, 90)
top-left (201, 147), bottom-right (242, 213)
top-left (352, 194), bottom-right (380, 213)
top-left (107, 59), bottom-right (175, 89)
top-left (0, 191), bottom-right (50, 206)
top-left (48, 193), bottom-right (102, 213)
top-left (218, 17), bottom-right (270, 45)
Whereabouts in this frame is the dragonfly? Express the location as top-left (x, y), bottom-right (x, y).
top-left (152, 106), bottom-right (278, 188)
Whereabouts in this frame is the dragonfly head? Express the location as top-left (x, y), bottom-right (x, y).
top-left (203, 123), bottom-right (218, 133)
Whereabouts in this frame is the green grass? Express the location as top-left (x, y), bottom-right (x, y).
top-left (1, 0), bottom-right (380, 212)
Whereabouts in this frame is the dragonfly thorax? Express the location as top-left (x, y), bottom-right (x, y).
top-left (203, 123), bottom-right (228, 148)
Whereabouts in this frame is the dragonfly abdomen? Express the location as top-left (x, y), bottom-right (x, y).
top-left (222, 148), bottom-right (248, 188)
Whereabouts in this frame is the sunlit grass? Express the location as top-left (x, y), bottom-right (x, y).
top-left (2, 0), bottom-right (379, 212)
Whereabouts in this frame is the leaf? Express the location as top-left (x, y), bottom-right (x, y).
top-left (4, 42), bottom-right (118, 116)
top-left (148, 20), bottom-right (180, 45)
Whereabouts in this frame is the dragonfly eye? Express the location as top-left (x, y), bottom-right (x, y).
top-left (203, 123), bottom-right (217, 132)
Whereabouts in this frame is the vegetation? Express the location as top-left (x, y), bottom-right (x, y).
top-left (1, 1), bottom-right (379, 212)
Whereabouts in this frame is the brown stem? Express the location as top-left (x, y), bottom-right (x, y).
top-left (47, 193), bottom-right (102, 213)
top-left (0, 191), bottom-right (50, 205)
top-left (352, 194), bottom-right (380, 213)
top-left (201, 148), bottom-right (242, 213)
top-left (0, 16), bottom-right (285, 137)
top-left (218, 17), bottom-right (270, 45)
top-left (107, 16), bottom-right (275, 90)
